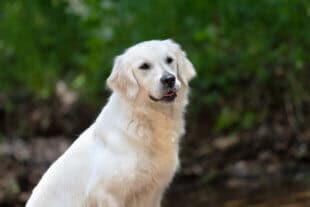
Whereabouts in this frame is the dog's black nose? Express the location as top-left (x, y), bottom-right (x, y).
top-left (160, 73), bottom-right (176, 88)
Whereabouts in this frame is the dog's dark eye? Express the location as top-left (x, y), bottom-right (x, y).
top-left (139, 63), bottom-right (150, 70)
top-left (166, 56), bottom-right (173, 64)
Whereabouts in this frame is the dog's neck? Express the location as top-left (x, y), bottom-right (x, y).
top-left (94, 90), bottom-right (188, 152)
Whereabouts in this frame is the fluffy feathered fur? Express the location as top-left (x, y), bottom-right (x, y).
top-left (26, 39), bottom-right (196, 207)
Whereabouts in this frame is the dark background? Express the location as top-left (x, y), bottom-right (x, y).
top-left (1, 0), bottom-right (310, 206)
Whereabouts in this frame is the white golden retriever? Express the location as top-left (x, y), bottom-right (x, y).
top-left (26, 39), bottom-right (196, 207)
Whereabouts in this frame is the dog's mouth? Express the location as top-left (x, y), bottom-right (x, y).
top-left (149, 89), bottom-right (177, 103)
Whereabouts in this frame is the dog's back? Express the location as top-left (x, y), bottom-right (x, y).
top-left (26, 126), bottom-right (95, 207)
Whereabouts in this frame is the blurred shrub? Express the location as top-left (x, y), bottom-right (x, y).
top-left (0, 0), bottom-right (309, 132)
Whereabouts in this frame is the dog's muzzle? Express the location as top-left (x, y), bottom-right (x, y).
top-left (149, 73), bottom-right (178, 103)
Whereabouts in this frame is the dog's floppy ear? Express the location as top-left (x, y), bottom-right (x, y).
top-left (107, 55), bottom-right (139, 99)
top-left (164, 39), bottom-right (196, 85)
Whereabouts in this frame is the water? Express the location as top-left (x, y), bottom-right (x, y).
top-left (164, 184), bottom-right (310, 207)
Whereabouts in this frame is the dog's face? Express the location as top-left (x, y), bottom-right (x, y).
top-left (107, 40), bottom-right (196, 103)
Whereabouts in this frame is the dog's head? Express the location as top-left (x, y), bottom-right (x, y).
top-left (107, 39), bottom-right (196, 103)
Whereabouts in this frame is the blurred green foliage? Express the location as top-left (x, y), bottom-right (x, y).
top-left (0, 0), bottom-right (310, 132)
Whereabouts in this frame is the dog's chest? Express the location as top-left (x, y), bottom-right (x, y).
top-left (123, 119), bottom-right (179, 190)
top-left (86, 147), bottom-right (178, 207)
top-left (111, 147), bottom-right (178, 189)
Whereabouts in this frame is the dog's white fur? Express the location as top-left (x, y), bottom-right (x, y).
top-left (26, 39), bottom-right (196, 207)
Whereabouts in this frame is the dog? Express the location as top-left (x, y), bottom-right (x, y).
top-left (26, 39), bottom-right (196, 207)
